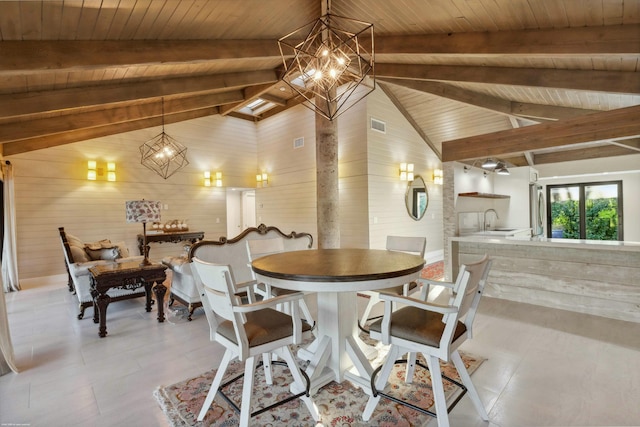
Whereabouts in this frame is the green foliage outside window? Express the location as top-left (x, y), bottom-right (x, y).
top-left (586, 198), bottom-right (618, 240)
top-left (551, 200), bottom-right (579, 238)
top-left (551, 198), bottom-right (618, 240)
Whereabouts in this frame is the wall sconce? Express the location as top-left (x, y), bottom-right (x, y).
top-left (399, 163), bottom-right (414, 181)
top-left (433, 168), bottom-right (443, 185)
top-left (87, 160), bottom-right (97, 180)
top-left (204, 171), bottom-right (211, 187)
top-left (256, 172), bottom-right (269, 187)
top-left (107, 162), bottom-right (116, 182)
top-left (215, 171), bottom-right (222, 187)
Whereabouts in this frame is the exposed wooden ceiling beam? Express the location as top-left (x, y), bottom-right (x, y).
top-left (376, 24), bottom-right (640, 55)
top-left (0, 40), bottom-right (281, 74)
top-left (0, 91), bottom-right (243, 146)
top-left (377, 82), bottom-right (441, 159)
top-left (378, 78), bottom-right (600, 122)
top-left (376, 63), bottom-right (640, 95)
top-left (442, 105), bottom-right (640, 162)
top-left (533, 140), bottom-right (640, 164)
top-left (0, 70), bottom-right (277, 120)
top-left (2, 107), bottom-right (221, 156)
top-left (2, 24), bottom-right (636, 75)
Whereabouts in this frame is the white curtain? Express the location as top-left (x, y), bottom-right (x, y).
top-left (0, 161), bottom-right (19, 375)
top-left (2, 161), bottom-right (20, 292)
top-left (0, 266), bottom-right (19, 375)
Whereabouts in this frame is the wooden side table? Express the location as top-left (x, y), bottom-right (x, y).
top-left (89, 261), bottom-right (167, 338)
top-left (137, 231), bottom-right (205, 256)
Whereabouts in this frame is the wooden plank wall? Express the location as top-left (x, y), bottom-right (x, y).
top-left (9, 114), bottom-right (257, 286)
top-left (255, 104), bottom-right (319, 240)
top-left (366, 89), bottom-right (444, 257)
top-left (10, 88), bottom-right (447, 288)
top-left (453, 240), bottom-right (640, 323)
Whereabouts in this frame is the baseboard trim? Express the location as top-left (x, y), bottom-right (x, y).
top-left (19, 274), bottom-right (67, 290)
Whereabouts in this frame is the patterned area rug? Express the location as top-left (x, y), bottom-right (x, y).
top-left (420, 261), bottom-right (444, 281)
top-left (154, 333), bottom-right (484, 426)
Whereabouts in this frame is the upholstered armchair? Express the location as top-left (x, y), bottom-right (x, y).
top-left (59, 227), bottom-right (146, 319)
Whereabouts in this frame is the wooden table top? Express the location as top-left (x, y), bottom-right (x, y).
top-left (251, 248), bottom-right (425, 282)
top-left (89, 260), bottom-right (166, 276)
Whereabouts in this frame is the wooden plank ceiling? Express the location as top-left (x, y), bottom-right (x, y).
top-left (0, 0), bottom-right (638, 166)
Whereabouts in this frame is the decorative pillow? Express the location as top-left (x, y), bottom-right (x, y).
top-left (113, 242), bottom-right (130, 258)
top-left (65, 233), bottom-right (85, 249)
top-left (85, 247), bottom-right (120, 261)
top-left (69, 245), bottom-right (90, 263)
top-left (85, 239), bottom-right (114, 251)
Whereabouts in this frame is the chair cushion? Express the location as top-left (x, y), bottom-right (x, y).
top-left (369, 306), bottom-right (467, 348)
top-left (217, 308), bottom-right (311, 348)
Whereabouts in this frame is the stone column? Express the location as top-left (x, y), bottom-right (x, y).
top-left (315, 115), bottom-right (340, 249)
top-left (442, 161), bottom-right (456, 280)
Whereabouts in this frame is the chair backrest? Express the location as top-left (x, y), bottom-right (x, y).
top-left (386, 235), bottom-right (426, 258)
top-left (191, 258), bottom-right (238, 323)
top-left (456, 254), bottom-right (491, 337)
top-left (444, 254), bottom-right (491, 343)
top-left (246, 237), bottom-right (285, 262)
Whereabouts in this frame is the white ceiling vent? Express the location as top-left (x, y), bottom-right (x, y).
top-left (293, 137), bottom-right (304, 149)
top-left (370, 118), bottom-right (386, 133)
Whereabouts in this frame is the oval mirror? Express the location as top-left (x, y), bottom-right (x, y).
top-left (405, 175), bottom-right (428, 221)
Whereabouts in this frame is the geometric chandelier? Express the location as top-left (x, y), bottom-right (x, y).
top-left (140, 98), bottom-right (189, 179)
top-left (278, 5), bottom-right (375, 121)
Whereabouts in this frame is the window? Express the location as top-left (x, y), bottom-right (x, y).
top-left (547, 181), bottom-right (623, 240)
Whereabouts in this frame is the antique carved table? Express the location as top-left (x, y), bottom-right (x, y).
top-left (89, 261), bottom-right (167, 338)
top-left (251, 248), bottom-right (425, 393)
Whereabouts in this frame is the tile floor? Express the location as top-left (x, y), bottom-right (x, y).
top-left (1, 277), bottom-right (639, 427)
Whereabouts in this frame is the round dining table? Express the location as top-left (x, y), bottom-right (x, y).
top-left (251, 248), bottom-right (425, 392)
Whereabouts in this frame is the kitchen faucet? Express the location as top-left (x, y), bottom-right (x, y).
top-left (484, 208), bottom-right (499, 231)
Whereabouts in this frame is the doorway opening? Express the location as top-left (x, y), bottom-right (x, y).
top-left (226, 189), bottom-right (256, 238)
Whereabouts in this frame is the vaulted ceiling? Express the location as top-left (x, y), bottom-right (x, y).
top-left (1, 0), bottom-right (639, 167)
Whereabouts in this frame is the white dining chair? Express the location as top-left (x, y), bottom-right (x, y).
top-left (190, 257), bottom-right (319, 426)
top-left (362, 254), bottom-right (492, 427)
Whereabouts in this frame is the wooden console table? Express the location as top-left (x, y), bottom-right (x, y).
top-left (89, 261), bottom-right (167, 338)
top-left (137, 231), bottom-right (204, 256)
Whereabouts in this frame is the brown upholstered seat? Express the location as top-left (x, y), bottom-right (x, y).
top-left (369, 307), bottom-right (466, 348)
top-left (218, 309), bottom-right (312, 347)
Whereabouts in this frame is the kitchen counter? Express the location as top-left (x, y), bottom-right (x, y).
top-left (452, 235), bottom-right (640, 252)
top-left (449, 236), bottom-right (640, 323)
